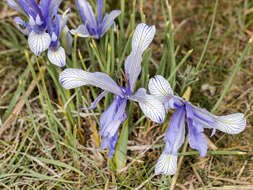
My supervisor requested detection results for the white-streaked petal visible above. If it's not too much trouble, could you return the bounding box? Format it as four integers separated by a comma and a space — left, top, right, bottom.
59, 68, 123, 96
192, 105, 246, 135
124, 52, 142, 92
214, 113, 246, 134
132, 23, 156, 54
148, 75, 174, 103
48, 47, 66, 67
70, 24, 90, 37
130, 88, 165, 123
155, 153, 177, 176
28, 31, 51, 55
101, 10, 121, 37
124, 23, 155, 92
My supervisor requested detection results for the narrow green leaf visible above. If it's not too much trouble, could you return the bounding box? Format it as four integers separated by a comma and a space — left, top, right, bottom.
114, 119, 129, 170
37, 157, 85, 176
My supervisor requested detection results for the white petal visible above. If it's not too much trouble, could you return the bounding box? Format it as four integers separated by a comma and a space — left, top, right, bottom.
70, 24, 90, 37
124, 52, 142, 92
101, 10, 121, 37
28, 31, 51, 55
132, 23, 156, 54
51, 32, 58, 42
148, 75, 173, 102
35, 14, 43, 25
48, 47, 66, 67
214, 113, 246, 134
192, 105, 246, 135
131, 88, 165, 123
29, 15, 36, 26
155, 153, 178, 176
58, 9, 70, 34
59, 68, 123, 96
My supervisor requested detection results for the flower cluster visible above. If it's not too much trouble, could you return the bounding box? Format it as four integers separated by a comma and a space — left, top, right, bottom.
5, 0, 120, 66
59, 24, 165, 157
5, 0, 247, 176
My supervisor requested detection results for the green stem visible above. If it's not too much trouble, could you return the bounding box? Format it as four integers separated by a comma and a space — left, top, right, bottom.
196, 0, 219, 70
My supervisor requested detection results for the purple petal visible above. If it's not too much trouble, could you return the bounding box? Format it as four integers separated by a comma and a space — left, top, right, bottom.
99, 97, 127, 138
14, 16, 29, 35
26, 0, 42, 16
100, 132, 118, 158
101, 10, 121, 37
49, 0, 62, 17
164, 107, 186, 154
16, 0, 36, 18
164, 96, 184, 110
97, 0, 103, 24
191, 105, 216, 125
187, 118, 207, 157
76, 0, 97, 31
99, 96, 127, 157
100, 96, 119, 129
39, 0, 51, 17
185, 102, 194, 119
75, 0, 86, 25
59, 68, 123, 96
81, 91, 108, 110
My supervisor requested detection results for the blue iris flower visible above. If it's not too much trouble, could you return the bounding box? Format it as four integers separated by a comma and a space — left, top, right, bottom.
71, 0, 121, 39
5, 0, 72, 67
59, 24, 165, 157
147, 75, 246, 175
47, 9, 73, 67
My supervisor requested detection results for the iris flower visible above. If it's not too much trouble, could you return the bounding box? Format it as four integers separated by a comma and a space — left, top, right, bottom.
5, 0, 62, 55
5, 0, 72, 67
147, 75, 246, 175
59, 24, 165, 157
47, 9, 73, 67
71, 0, 121, 38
